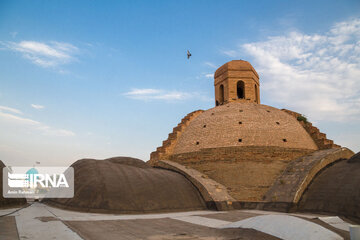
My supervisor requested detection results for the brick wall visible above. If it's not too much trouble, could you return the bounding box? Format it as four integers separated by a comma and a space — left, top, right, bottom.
149, 110, 203, 164
168, 146, 314, 201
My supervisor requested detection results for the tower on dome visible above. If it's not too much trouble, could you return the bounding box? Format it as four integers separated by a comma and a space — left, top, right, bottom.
214, 60, 260, 106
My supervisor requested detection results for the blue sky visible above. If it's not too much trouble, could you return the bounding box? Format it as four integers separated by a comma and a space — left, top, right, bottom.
0, 0, 360, 166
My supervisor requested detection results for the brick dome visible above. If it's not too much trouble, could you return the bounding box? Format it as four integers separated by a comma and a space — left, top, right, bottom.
149, 60, 344, 205
172, 102, 318, 154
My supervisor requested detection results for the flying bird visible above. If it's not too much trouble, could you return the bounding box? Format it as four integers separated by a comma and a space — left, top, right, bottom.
187, 50, 191, 59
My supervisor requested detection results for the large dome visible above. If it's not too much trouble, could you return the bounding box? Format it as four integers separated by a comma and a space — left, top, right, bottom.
173, 102, 318, 154
150, 59, 346, 208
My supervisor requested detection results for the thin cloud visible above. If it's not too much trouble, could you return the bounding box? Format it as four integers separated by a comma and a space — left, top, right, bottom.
226, 18, 360, 122
221, 49, 238, 58
204, 62, 217, 69
0, 105, 22, 115
31, 104, 45, 110
205, 73, 213, 78
0, 105, 75, 137
196, 72, 214, 80
1, 40, 78, 68
124, 88, 191, 101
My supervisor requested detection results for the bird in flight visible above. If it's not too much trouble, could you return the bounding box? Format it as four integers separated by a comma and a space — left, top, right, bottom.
187, 50, 191, 59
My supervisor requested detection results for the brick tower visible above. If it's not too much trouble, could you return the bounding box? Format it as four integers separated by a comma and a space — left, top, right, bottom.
214, 60, 260, 106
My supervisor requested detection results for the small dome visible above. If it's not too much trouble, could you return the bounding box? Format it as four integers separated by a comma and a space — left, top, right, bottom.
173, 102, 318, 154
26, 167, 39, 175
215, 60, 259, 78
299, 153, 360, 219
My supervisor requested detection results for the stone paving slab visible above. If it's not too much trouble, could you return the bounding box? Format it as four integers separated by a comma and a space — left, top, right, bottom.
196, 210, 260, 222
0, 207, 21, 216
0, 216, 19, 240
222, 214, 343, 240
319, 216, 350, 232
46, 204, 223, 221
15, 202, 82, 240
170, 216, 230, 228
1, 203, 353, 240
65, 217, 280, 240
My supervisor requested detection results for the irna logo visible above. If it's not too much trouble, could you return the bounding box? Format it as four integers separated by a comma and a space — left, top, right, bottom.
3, 166, 74, 198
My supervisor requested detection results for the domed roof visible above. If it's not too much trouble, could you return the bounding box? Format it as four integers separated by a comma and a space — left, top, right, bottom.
214, 60, 259, 78
46, 157, 206, 213
299, 152, 360, 220
26, 167, 39, 175
172, 102, 318, 154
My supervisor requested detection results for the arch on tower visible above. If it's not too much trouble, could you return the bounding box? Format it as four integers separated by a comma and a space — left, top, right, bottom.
237, 81, 245, 99
214, 60, 260, 106
255, 84, 258, 103
219, 84, 224, 104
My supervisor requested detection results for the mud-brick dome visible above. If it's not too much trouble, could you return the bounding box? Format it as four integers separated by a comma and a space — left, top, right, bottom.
45, 157, 207, 213
149, 60, 344, 203
172, 102, 318, 154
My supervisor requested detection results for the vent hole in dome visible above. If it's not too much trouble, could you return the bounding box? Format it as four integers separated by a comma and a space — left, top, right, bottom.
239, 110, 243, 112
196, 141, 200, 145
276, 122, 280, 125
211, 113, 215, 116
267, 110, 271, 113
239, 121, 242, 124
238, 139, 242, 142
203, 124, 206, 128
283, 139, 287, 142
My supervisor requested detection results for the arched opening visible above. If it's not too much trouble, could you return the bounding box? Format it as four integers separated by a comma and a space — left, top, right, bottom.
237, 81, 244, 99
255, 84, 258, 103
216, 101, 219, 106
219, 84, 224, 104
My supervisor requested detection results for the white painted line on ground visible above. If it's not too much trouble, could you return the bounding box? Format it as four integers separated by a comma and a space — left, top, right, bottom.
222, 214, 343, 240
45, 204, 224, 221
15, 203, 82, 240
171, 216, 231, 228
319, 216, 350, 232
0, 207, 20, 215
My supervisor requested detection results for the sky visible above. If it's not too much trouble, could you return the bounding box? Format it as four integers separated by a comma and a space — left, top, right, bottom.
0, 0, 360, 167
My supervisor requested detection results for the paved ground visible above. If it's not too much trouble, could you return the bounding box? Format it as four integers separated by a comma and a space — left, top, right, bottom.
0, 203, 353, 240
0, 216, 19, 239
66, 218, 279, 240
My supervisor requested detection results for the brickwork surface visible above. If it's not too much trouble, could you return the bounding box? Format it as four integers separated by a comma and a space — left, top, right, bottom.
214, 60, 260, 105
149, 110, 203, 164
282, 109, 341, 149
154, 160, 235, 210
168, 146, 314, 201
264, 148, 354, 204
299, 152, 360, 221
172, 102, 318, 155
